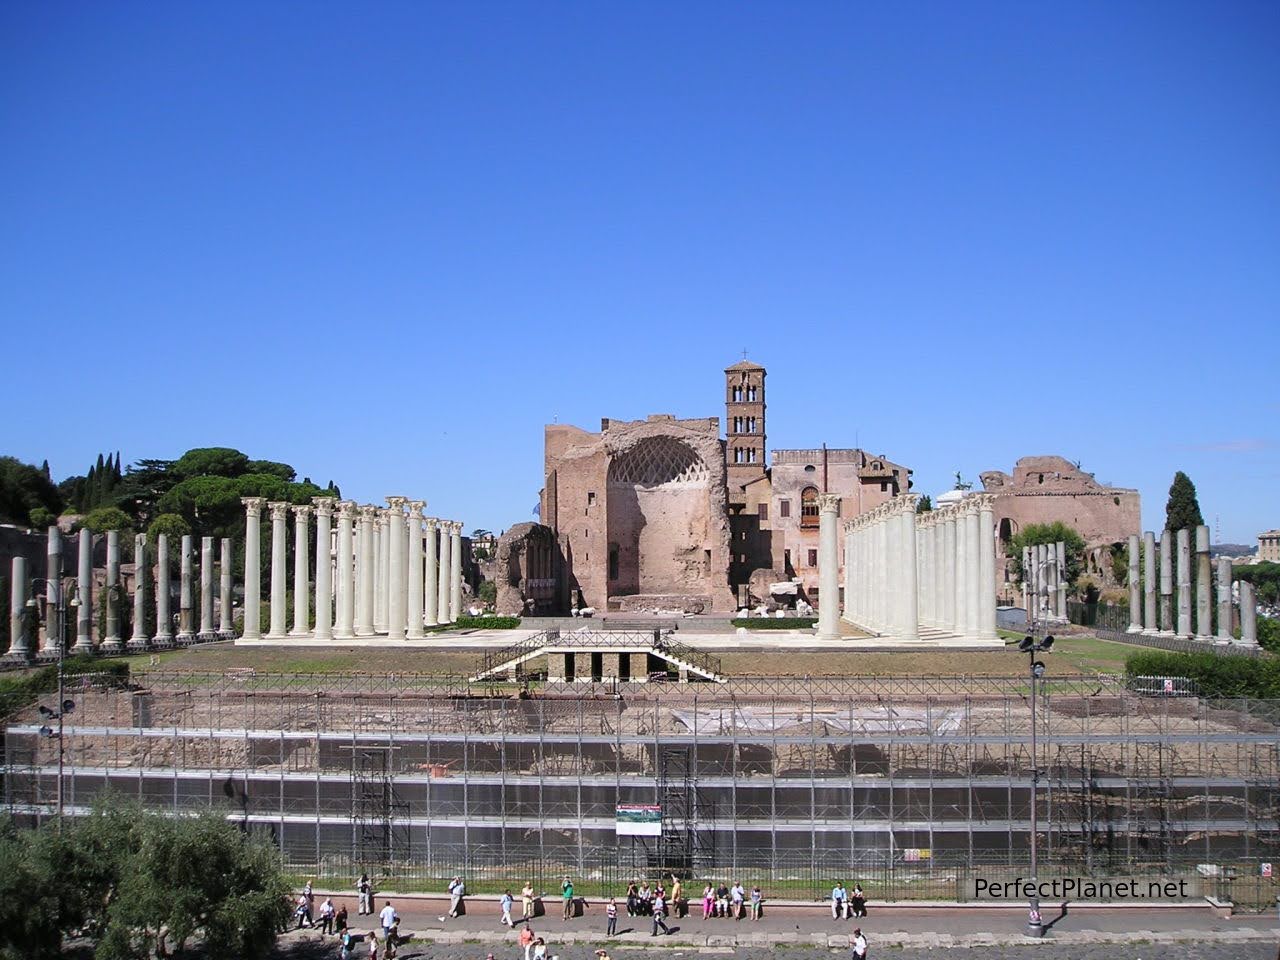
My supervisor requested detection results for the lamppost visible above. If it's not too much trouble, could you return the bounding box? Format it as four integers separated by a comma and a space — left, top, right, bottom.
1018, 632, 1054, 937
27, 578, 78, 828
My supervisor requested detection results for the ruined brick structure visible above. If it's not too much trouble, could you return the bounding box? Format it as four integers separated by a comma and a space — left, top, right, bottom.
491, 522, 558, 616
980, 455, 1141, 594
541, 361, 911, 613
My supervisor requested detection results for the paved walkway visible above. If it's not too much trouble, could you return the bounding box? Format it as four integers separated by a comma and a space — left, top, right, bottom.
298, 890, 1279, 952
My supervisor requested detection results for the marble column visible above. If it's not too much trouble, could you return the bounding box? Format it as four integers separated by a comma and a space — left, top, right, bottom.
901, 497, 920, 641
1054, 542, 1067, 619
977, 495, 997, 642
268, 501, 289, 639
385, 497, 407, 641
1021, 545, 1031, 621
44, 527, 62, 656
954, 507, 968, 637
406, 501, 425, 639
74, 527, 94, 653
241, 498, 265, 640
437, 521, 452, 624
1142, 531, 1157, 634
199, 537, 215, 638
313, 498, 334, 641
290, 505, 312, 637
942, 510, 956, 633
1216, 557, 1233, 642
1176, 527, 1192, 637
334, 501, 356, 639
176, 534, 195, 644
1194, 525, 1212, 639
964, 501, 981, 637
8, 557, 28, 659
128, 534, 149, 650
356, 506, 377, 636
103, 531, 122, 651
1239, 580, 1257, 646
816, 494, 841, 640
1127, 534, 1142, 632
154, 534, 173, 648
219, 537, 233, 636
449, 521, 463, 623
423, 517, 440, 627
374, 512, 389, 633
1158, 529, 1174, 635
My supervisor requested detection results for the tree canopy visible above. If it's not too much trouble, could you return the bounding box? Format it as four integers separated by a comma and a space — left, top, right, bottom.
0, 456, 63, 526
1164, 471, 1205, 532
1006, 521, 1086, 587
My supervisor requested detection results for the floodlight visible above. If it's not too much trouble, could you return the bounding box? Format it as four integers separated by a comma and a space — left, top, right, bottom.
37, 705, 54, 719
1018, 636, 1034, 652
62, 699, 76, 714
1032, 661, 1046, 679
1040, 636, 1055, 652
37, 726, 54, 739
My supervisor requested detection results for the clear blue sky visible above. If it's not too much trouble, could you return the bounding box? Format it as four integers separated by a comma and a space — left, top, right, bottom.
3, 2, 1277, 542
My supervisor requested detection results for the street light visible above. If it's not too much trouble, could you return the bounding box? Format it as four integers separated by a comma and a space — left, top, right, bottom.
1018, 633, 1054, 937
26, 578, 78, 828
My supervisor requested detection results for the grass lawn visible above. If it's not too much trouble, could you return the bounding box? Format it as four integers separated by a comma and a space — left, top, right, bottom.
118, 633, 1136, 679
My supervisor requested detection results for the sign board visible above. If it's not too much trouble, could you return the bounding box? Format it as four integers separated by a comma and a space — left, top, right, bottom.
1262, 862, 1272, 878
616, 804, 662, 837
903, 848, 932, 862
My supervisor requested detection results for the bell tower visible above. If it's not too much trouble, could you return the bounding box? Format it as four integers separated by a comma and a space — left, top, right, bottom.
725, 358, 767, 503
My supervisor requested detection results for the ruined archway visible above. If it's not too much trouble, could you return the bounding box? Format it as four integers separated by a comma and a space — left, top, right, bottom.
606, 436, 713, 602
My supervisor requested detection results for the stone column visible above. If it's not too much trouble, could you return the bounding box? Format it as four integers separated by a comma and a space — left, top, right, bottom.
199, 537, 215, 638
954, 508, 968, 637
219, 538, 233, 635
977, 495, 997, 642
268, 501, 289, 638
356, 506, 377, 636
1142, 531, 1157, 635
941, 510, 956, 633
241, 498, 265, 640
374, 512, 389, 633
175, 534, 194, 644
74, 527, 94, 653
291, 504, 313, 637
43, 527, 62, 656
1054, 541, 1067, 620
1176, 527, 1192, 637
1216, 557, 1233, 641
816, 494, 841, 640
8, 557, 29, 659
1158, 529, 1173, 635
900, 497, 920, 641
103, 531, 122, 651
1194, 525, 1212, 639
1127, 534, 1142, 632
385, 497, 407, 641
128, 534, 150, 650
334, 501, 356, 639
437, 521, 452, 624
313, 499, 334, 641
449, 521, 464, 623
965, 501, 982, 637
153, 534, 173, 648
1239, 580, 1257, 646
406, 501, 425, 639
1021, 545, 1031, 621
423, 517, 440, 626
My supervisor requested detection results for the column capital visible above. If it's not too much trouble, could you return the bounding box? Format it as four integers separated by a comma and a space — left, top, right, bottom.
424, 516, 440, 531
267, 501, 290, 521
896, 494, 921, 515
376, 509, 391, 526
292, 503, 314, 520
406, 500, 425, 519
972, 492, 997, 512
386, 495, 408, 510
312, 496, 337, 518
817, 493, 841, 514
357, 504, 379, 522
241, 496, 266, 518
335, 499, 357, 519
450, 520, 463, 535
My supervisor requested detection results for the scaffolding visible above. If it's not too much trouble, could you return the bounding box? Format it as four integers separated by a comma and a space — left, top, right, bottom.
4, 669, 1278, 904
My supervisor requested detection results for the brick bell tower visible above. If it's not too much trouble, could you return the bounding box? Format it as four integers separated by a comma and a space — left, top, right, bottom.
724, 358, 767, 504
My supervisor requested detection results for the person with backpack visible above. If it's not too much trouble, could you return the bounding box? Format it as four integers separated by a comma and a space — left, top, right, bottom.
852, 926, 868, 959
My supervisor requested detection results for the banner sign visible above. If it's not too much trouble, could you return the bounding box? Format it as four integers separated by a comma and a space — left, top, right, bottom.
616, 804, 662, 836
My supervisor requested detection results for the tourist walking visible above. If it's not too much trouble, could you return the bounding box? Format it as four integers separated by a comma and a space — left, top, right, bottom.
850, 883, 867, 918
670, 875, 684, 917
518, 924, 536, 960
318, 897, 335, 935
606, 896, 618, 936
852, 927, 868, 959
293, 894, 311, 930
367, 931, 380, 960
522, 881, 535, 921
439, 877, 465, 920
831, 881, 848, 920
561, 876, 575, 920
357, 873, 373, 915
378, 901, 397, 938
650, 893, 669, 936
501, 889, 515, 927
335, 903, 349, 936
338, 929, 354, 960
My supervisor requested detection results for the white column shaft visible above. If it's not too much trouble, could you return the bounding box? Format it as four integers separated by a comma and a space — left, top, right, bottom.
242, 500, 263, 639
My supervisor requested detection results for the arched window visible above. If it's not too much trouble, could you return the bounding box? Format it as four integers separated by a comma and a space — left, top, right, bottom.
800, 486, 820, 528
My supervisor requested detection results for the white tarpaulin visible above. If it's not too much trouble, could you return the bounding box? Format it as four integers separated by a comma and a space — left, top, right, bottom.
670, 706, 963, 737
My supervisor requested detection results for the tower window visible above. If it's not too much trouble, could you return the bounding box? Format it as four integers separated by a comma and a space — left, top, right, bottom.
800, 487, 820, 528
733, 448, 745, 464
807, 549, 818, 567
747, 386, 758, 401
587, 491, 596, 506
732, 386, 744, 402
758, 503, 769, 521
747, 416, 756, 434
779, 499, 791, 518
746, 448, 757, 463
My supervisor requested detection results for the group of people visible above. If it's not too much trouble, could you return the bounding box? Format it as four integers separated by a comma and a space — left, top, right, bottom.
829, 882, 868, 920
293, 880, 350, 936
699, 881, 764, 921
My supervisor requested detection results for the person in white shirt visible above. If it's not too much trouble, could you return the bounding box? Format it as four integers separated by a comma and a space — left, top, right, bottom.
730, 882, 745, 920
500, 889, 515, 927
378, 901, 396, 937
852, 926, 868, 959
318, 897, 335, 935
831, 882, 848, 920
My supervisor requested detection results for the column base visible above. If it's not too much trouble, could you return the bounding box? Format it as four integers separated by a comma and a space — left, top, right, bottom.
175, 632, 197, 646
35, 647, 62, 663
71, 641, 96, 656
152, 633, 175, 650
1, 651, 33, 666
815, 631, 841, 641
313, 631, 334, 642
197, 631, 219, 642
126, 638, 151, 651
1126, 625, 1143, 634
333, 630, 355, 641
99, 639, 124, 654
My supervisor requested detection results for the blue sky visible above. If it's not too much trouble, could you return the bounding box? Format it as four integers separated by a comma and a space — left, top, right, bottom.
3, 2, 1277, 541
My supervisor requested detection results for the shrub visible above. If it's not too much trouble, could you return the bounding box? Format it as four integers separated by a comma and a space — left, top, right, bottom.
731, 617, 818, 630
0, 658, 130, 720
454, 616, 520, 630
1124, 650, 1280, 700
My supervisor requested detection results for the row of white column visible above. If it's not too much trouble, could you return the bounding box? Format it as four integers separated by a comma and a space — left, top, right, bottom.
6, 527, 235, 661
1123, 526, 1256, 645
1022, 541, 1067, 623
239, 496, 464, 641
836, 493, 997, 642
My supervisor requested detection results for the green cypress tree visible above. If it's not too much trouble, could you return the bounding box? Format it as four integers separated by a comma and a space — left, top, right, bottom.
1165, 471, 1205, 532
